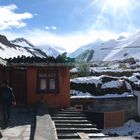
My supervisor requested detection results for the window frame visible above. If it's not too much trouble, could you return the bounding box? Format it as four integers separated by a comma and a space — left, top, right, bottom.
37, 70, 59, 94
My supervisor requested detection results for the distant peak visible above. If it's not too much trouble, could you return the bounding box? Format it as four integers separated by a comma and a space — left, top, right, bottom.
0, 34, 14, 47
11, 37, 34, 48
117, 35, 125, 40
13, 37, 27, 42
0, 34, 9, 43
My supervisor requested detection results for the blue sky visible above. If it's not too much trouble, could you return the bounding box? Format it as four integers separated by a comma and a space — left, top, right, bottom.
0, 0, 140, 52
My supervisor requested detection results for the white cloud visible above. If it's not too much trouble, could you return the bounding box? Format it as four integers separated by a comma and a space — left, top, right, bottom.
0, 4, 33, 30
45, 26, 57, 30
45, 26, 50, 30
51, 26, 57, 30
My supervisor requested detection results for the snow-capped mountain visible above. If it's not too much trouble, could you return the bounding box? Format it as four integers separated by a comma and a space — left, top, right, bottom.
70, 39, 118, 61
0, 34, 66, 59
70, 30, 140, 62
11, 38, 34, 48
40, 44, 66, 58
76, 49, 94, 62
69, 39, 103, 58
0, 34, 47, 59
12, 37, 66, 57
104, 31, 140, 61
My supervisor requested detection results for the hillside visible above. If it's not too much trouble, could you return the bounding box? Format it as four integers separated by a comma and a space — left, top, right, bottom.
70, 31, 140, 62
11, 37, 65, 58
41, 44, 66, 58
69, 40, 103, 58
104, 31, 140, 61
0, 34, 65, 59
76, 49, 94, 62
0, 34, 47, 59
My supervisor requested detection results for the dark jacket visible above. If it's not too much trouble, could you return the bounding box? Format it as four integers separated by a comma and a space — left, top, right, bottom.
0, 85, 15, 105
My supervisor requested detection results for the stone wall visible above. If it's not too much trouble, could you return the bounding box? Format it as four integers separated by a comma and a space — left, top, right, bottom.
71, 75, 133, 96
91, 96, 137, 121
92, 70, 140, 77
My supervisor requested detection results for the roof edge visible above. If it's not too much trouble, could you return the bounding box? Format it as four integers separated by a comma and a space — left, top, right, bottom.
7, 62, 74, 68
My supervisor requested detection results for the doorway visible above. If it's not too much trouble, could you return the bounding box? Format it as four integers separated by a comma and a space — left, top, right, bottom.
10, 69, 27, 105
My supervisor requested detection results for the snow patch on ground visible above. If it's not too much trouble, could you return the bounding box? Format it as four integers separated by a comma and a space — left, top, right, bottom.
102, 120, 140, 138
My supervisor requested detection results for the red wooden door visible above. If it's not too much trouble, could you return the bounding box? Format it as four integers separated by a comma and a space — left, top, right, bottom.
10, 69, 27, 105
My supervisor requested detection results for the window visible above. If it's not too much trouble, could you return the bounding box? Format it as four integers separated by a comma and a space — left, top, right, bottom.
37, 70, 59, 93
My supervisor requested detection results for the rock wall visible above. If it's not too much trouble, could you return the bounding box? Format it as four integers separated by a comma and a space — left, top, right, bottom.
91, 96, 137, 121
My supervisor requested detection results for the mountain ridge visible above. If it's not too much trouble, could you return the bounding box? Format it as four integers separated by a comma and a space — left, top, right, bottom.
2, 30, 140, 62
11, 38, 35, 48
0, 34, 65, 59
70, 31, 140, 62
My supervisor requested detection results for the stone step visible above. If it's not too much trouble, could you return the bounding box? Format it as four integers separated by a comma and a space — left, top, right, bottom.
57, 133, 108, 139
58, 137, 135, 140
58, 111, 83, 114
56, 127, 101, 133
88, 133, 107, 138
53, 120, 90, 124
52, 113, 86, 117
57, 133, 80, 139
52, 116, 87, 120
55, 123, 96, 128
52, 108, 106, 139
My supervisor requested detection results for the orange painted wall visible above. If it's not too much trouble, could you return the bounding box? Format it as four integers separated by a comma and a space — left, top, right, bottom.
26, 67, 70, 108
104, 111, 124, 128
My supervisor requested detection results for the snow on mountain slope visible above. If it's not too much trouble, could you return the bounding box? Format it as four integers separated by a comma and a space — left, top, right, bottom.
0, 42, 33, 58
52, 45, 66, 54
71, 39, 120, 61
40, 44, 66, 57
12, 37, 66, 57
76, 49, 94, 62
0, 34, 66, 59
70, 30, 140, 62
11, 38, 34, 48
69, 40, 103, 58
104, 31, 140, 61
0, 34, 47, 59
42, 47, 60, 57
91, 39, 120, 61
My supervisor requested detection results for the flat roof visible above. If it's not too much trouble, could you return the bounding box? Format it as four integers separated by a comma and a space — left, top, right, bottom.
7, 62, 73, 68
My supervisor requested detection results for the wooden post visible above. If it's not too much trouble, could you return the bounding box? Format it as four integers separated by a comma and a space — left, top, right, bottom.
133, 90, 140, 117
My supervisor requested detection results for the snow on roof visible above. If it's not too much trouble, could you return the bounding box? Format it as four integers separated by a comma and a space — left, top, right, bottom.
128, 73, 140, 82
102, 80, 122, 89
70, 90, 133, 99
71, 90, 92, 97
91, 68, 140, 73
71, 76, 102, 86
71, 72, 140, 90
70, 67, 79, 73
70, 73, 139, 98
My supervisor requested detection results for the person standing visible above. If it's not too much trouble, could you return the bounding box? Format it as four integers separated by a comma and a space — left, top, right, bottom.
0, 80, 16, 125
